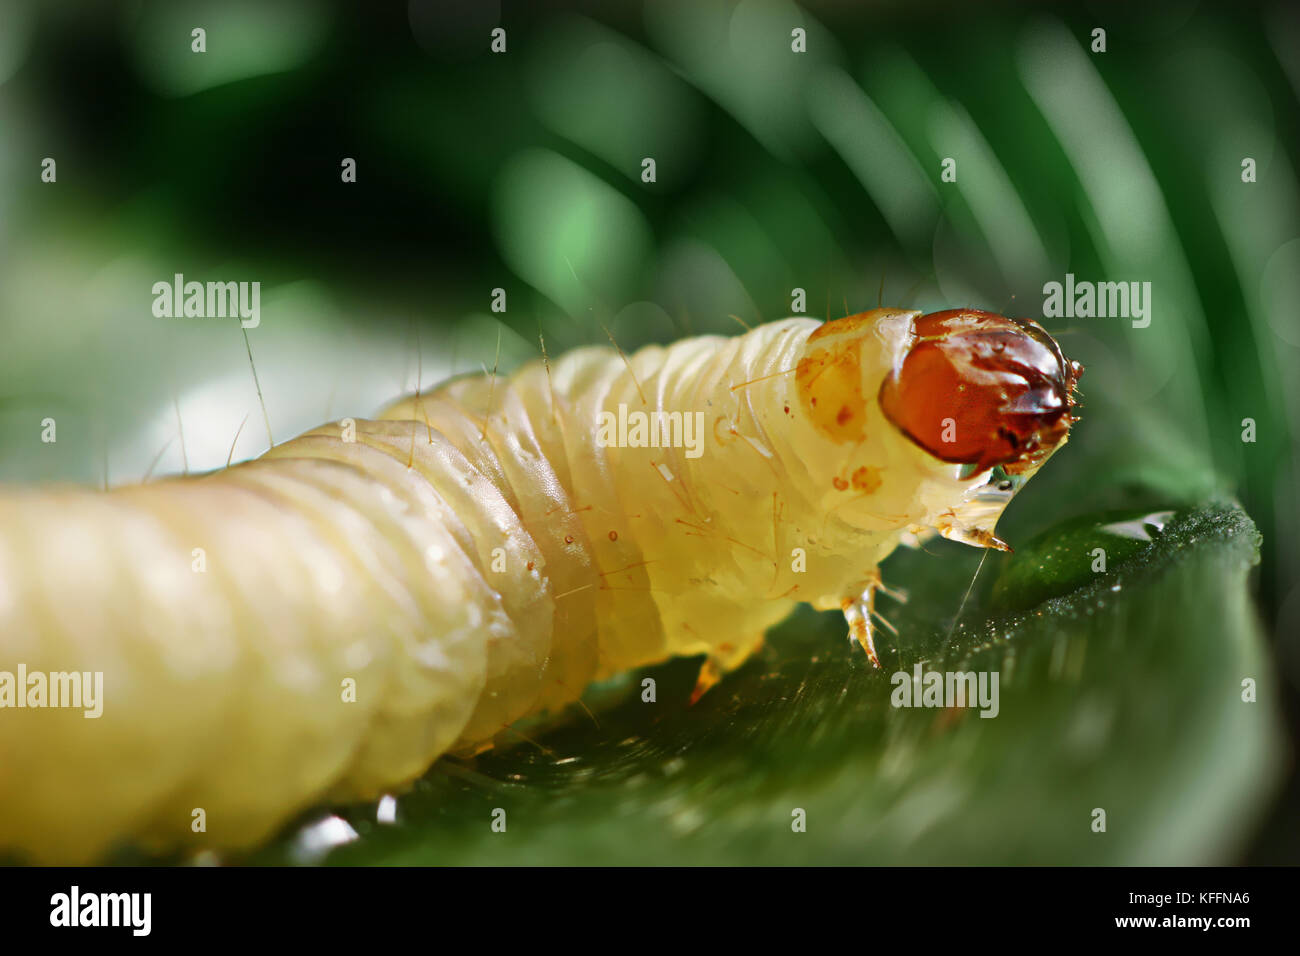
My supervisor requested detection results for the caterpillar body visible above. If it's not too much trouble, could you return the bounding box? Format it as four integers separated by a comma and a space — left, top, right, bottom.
0, 308, 1081, 863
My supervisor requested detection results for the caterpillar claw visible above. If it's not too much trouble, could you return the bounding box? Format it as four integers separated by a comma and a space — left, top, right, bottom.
840, 571, 904, 667
842, 595, 883, 671
688, 634, 766, 704
689, 657, 724, 705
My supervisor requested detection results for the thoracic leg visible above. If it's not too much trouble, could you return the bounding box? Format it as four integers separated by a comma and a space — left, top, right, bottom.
840, 570, 897, 668
688, 633, 767, 704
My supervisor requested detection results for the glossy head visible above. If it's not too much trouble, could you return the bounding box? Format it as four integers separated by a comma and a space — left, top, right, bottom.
877, 309, 1082, 477
793, 307, 1082, 551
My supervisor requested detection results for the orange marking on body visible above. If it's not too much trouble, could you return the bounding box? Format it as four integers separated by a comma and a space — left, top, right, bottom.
796, 311, 918, 444
851, 465, 882, 493
795, 345, 866, 445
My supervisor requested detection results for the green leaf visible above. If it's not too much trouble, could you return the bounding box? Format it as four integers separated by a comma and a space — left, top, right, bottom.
248, 499, 1283, 865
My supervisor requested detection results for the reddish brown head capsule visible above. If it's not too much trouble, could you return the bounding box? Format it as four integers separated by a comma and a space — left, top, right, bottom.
878, 309, 1082, 476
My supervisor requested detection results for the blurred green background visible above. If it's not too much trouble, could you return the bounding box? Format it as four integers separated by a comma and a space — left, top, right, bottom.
0, 0, 1296, 864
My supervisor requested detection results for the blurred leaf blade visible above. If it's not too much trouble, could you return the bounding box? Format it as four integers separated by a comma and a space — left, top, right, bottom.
241, 500, 1282, 866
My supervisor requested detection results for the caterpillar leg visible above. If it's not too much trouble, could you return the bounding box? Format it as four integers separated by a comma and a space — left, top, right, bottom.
688, 634, 766, 704
689, 658, 723, 706
840, 571, 898, 668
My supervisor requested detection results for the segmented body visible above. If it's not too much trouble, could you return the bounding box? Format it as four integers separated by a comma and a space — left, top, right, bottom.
0, 309, 1078, 862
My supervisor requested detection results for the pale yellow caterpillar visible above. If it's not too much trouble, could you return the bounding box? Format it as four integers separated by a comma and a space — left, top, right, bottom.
0, 307, 1081, 863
